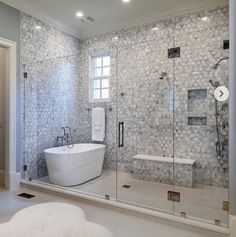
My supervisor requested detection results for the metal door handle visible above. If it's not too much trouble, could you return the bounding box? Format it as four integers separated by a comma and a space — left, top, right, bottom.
118, 122, 124, 147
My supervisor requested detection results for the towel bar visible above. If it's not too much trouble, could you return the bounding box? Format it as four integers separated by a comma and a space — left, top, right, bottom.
86, 107, 112, 112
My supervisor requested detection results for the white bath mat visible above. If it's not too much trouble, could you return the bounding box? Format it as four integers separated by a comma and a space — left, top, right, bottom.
0, 202, 112, 237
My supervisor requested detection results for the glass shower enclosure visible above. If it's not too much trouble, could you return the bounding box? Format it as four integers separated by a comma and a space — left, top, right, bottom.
116, 37, 175, 214
22, 7, 229, 228
116, 25, 229, 226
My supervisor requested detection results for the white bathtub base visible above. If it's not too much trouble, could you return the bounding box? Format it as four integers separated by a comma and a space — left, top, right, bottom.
44, 144, 106, 186
21, 179, 229, 235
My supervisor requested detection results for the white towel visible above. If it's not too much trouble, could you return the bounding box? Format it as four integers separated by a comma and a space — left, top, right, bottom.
92, 108, 105, 142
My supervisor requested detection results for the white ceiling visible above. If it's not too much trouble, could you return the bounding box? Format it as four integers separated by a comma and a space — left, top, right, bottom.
1, 0, 228, 38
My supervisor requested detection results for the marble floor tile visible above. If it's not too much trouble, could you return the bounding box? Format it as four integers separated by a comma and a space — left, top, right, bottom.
0, 187, 227, 237
38, 170, 228, 226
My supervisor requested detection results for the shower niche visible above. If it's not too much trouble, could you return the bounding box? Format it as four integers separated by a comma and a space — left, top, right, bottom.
187, 89, 207, 126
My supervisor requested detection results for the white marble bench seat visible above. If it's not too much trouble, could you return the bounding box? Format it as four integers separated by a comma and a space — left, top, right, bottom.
132, 154, 195, 188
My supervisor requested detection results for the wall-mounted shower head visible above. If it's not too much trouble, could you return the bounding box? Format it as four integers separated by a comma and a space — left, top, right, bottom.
159, 72, 168, 80
211, 56, 229, 70
209, 79, 220, 88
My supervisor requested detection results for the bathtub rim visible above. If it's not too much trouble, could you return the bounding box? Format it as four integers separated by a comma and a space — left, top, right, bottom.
44, 143, 106, 156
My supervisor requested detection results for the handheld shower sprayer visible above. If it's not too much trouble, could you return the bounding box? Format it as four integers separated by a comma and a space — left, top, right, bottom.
211, 56, 229, 70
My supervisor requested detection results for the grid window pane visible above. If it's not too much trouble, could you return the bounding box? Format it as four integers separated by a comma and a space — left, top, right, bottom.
102, 89, 109, 99
95, 68, 102, 77
93, 89, 100, 99
102, 79, 109, 88
103, 67, 110, 76
94, 57, 102, 68
93, 80, 100, 89
103, 56, 110, 67
91, 54, 110, 101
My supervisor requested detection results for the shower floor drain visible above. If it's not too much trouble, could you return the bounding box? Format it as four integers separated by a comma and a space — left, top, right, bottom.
122, 185, 131, 189
17, 193, 35, 199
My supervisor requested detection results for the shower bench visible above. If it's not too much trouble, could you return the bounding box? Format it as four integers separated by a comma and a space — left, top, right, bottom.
132, 154, 195, 188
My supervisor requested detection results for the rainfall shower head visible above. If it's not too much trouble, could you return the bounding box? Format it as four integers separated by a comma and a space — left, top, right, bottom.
159, 72, 168, 80
212, 56, 229, 70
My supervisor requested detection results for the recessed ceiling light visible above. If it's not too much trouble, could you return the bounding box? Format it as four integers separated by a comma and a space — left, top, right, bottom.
152, 27, 158, 31
201, 16, 209, 22
76, 11, 84, 18
122, 0, 130, 3
35, 25, 41, 30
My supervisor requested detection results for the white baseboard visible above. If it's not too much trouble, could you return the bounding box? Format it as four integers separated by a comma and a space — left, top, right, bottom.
230, 215, 236, 237
15, 172, 21, 188
5, 172, 21, 190
0, 170, 4, 185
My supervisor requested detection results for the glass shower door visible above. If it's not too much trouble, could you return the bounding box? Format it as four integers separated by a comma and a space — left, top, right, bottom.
23, 55, 81, 183
173, 27, 229, 226
116, 36, 176, 213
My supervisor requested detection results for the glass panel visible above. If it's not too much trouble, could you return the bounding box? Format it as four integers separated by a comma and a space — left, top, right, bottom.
94, 57, 102, 68
23, 63, 40, 180
95, 68, 102, 77
93, 79, 101, 89
93, 89, 101, 99
23, 56, 80, 181
103, 56, 110, 67
23, 51, 117, 200
102, 79, 109, 88
102, 89, 109, 99
173, 26, 229, 226
70, 46, 116, 199
116, 37, 175, 213
103, 67, 110, 76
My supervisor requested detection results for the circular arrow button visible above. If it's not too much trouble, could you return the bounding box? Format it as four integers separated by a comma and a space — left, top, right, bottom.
214, 86, 229, 102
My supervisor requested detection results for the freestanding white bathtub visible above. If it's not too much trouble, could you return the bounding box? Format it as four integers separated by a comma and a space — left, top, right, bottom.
44, 143, 106, 186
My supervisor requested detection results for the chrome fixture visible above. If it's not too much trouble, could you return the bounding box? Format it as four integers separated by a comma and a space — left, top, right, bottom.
209, 79, 220, 88
209, 80, 228, 157
86, 107, 112, 112
209, 79, 222, 156
212, 56, 229, 70
209, 56, 229, 158
56, 127, 74, 148
159, 72, 168, 80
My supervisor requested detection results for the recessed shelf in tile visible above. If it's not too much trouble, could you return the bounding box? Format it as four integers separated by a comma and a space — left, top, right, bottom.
188, 89, 207, 113
188, 117, 207, 126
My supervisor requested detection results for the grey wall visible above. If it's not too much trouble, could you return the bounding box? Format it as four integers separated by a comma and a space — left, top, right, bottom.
0, 2, 20, 172
229, 0, 236, 216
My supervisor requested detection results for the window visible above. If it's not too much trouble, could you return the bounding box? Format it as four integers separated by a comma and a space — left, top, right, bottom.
90, 54, 110, 102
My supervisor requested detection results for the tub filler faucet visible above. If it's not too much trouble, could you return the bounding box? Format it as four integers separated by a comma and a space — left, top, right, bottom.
56, 127, 74, 148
